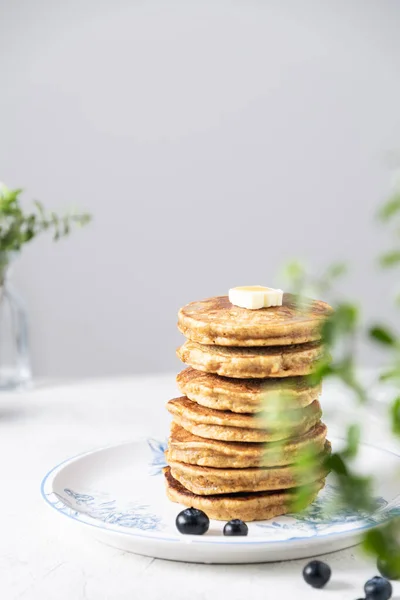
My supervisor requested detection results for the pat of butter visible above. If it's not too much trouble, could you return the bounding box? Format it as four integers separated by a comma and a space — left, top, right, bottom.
229, 286, 283, 310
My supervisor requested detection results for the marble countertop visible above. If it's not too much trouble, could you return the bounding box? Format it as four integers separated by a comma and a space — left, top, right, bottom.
0, 374, 398, 600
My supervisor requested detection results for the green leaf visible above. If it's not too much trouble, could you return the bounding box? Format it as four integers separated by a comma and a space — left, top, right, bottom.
307, 359, 334, 385
369, 325, 397, 346
342, 424, 360, 459
0, 182, 10, 198
379, 192, 400, 222
320, 318, 335, 345
380, 250, 400, 268
63, 216, 70, 236
318, 303, 359, 347
283, 260, 305, 280
363, 528, 389, 557
33, 200, 46, 219
336, 303, 359, 331
51, 212, 60, 240
290, 484, 318, 513
326, 453, 348, 476
8, 188, 24, 200
316, 262, 348, 294
326, 262, 347, 279
363, 519, 400, 563
293, 443, 325, 483
0, 186, 23, 203
339, 473, 375, 513
380, 368, 400, 382
339, 365, 367, 403
76, 213, 92, 227
377, 553, 400, 579
390, 397, 400, 436
282, 260, 306, 296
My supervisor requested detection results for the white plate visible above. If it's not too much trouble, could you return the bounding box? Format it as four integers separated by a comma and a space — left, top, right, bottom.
41, 437, 400, 564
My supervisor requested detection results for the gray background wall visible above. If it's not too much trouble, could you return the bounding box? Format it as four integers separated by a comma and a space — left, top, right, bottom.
0, 0, 399, 377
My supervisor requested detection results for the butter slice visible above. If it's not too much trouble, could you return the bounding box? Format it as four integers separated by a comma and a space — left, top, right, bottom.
229, 286, 283, 310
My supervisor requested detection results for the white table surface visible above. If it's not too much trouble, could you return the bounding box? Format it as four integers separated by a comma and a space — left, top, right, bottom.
1, 374, 399, 600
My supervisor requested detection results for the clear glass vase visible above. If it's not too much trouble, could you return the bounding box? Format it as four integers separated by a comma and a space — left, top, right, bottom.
0, 254, 32, 390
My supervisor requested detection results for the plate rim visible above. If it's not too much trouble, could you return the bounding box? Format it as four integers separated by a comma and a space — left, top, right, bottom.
40, 437, 400, 547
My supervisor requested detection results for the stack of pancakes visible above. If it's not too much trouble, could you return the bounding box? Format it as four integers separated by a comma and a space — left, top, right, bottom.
164, 293, 333, 522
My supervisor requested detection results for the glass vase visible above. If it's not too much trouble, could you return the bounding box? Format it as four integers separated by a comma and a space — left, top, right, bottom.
0, 254, 31, 390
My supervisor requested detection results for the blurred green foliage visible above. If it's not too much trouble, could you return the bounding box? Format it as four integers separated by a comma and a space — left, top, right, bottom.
284, 186, 400, 562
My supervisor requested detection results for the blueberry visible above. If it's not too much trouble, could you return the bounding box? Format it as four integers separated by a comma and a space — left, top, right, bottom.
302, 560, 331, 588
364, 576, 392, 600
223, 519, 248, 536
176, 507, 209, 535
378, 556, 400, 580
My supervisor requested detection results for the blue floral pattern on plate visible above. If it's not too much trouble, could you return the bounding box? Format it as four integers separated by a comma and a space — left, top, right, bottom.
147, 438, 168, 475
43, 439, 169, 534
256, 484, 400, 540
51, 489, 163, 531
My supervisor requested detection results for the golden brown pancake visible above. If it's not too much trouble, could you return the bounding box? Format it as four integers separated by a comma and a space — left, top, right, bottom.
177, 368, 321, 413
167, 397, 322, 442
168, 441, 331, 495
167, 396, 319, 430
178, 293, 333, 347
177, 340, 324, 379
166, 421, 328, 468
164, 467, 326, 521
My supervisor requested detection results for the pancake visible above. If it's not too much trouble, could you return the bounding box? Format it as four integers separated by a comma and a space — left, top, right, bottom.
164, 467, 326, 521
167, 396, 321, 430
177, 368, 321, 413
166, 421, 328, 468
177, 340, 325, 379
178, 293, 333, 347
168, 441, 331, 495
167, 397, 322, 442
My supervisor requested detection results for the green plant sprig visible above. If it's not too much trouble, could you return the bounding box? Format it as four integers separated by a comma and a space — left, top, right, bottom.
378, 188, 400, 269
282, 189, 400, 564
0, 184, 91, 253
